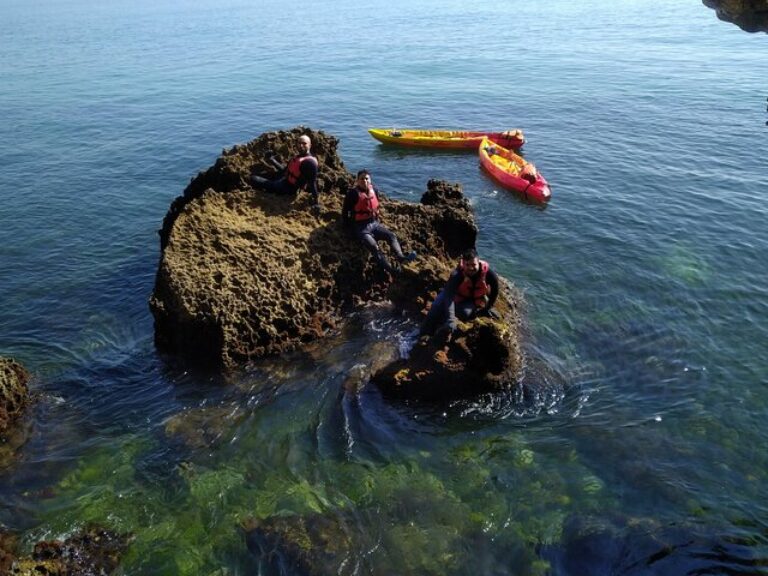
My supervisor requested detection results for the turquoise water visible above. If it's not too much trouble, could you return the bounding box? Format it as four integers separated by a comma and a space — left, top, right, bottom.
2, 0, 767, 573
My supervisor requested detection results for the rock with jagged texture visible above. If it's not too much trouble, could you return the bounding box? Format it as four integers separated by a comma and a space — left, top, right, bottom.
3, 526, 131, 576
372, 280, 523, 400
150, 127, 506, 370
703, 0, 768, 32
151, 127, 525, 396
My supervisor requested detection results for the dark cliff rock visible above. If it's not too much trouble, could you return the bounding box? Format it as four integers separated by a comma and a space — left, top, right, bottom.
150, 127, 523, 391
703, 0, 768, 32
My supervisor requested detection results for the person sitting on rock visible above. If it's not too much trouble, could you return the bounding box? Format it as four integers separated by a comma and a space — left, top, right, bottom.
249, 134, 320, 210
420, 248, 500, 337
342, 169, 417, 274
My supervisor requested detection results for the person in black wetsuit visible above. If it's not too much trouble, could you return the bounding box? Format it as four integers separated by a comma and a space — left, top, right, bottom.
342, 169, 417, 273
420, 248, 500, 337
250, 134, 320, 210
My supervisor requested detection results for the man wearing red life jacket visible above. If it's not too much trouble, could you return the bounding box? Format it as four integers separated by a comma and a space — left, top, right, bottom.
249, 134, 320, 210
342, 169, 417, 274
420, 248, 500, 337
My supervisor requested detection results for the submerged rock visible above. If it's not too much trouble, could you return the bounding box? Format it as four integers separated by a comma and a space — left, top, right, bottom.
5, 526, 131, 576
0, 357, 31, 437
164, 404, 246, 449
150, 127, 501, 370
703, 0, 768, 32
0, 530, 18, 575
242, 514, 357, 576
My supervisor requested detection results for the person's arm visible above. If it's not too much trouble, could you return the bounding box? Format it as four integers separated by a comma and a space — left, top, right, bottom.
342, 189, 356, 227
267, 154, 285, 172
300, 157, 319, 203
485, 268, 500, 310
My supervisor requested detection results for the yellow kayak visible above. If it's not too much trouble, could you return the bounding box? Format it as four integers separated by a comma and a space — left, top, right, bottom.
368, 128, 525, 150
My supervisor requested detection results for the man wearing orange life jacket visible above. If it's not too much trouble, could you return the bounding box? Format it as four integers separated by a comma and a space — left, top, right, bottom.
342, 169, 416, 274
249, 134, 320, 210
420, 248, 500, 337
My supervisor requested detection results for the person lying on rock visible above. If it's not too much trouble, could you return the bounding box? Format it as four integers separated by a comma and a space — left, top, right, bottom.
249, 134, 320, 211
419, 248, 500, 337
342, 169, 417, 274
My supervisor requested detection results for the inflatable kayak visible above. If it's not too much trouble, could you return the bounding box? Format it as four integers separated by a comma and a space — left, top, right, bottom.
368, 128, 525, 150
479, 136, 551, 203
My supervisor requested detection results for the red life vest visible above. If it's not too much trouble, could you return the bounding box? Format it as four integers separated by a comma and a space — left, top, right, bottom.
285, 155, 318, 188
353, 186, 380, 221
454, 260, 490, 307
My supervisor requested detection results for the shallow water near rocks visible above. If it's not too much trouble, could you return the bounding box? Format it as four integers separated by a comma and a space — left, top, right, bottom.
1, 0, 767, 573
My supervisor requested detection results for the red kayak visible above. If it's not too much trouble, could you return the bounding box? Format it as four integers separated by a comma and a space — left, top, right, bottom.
479, 137, 551, 203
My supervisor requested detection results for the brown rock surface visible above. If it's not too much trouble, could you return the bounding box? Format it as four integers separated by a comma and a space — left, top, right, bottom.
6, 526, 131, 575
372, 281, 523, 400
150, 127, 525, 394
0, 357, 30, 437
150, 127, 492, 370
703, 0, 768, 32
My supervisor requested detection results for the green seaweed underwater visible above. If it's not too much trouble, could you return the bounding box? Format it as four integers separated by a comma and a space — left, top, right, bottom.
22, 406, 627, 576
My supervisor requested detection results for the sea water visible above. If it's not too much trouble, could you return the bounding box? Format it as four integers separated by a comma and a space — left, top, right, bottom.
1, 0, 767, 573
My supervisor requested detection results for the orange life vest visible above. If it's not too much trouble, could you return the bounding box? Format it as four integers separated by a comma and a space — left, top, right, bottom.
454, 260, 490, 307
285, 155, 318, 188
353, 186, 380, 221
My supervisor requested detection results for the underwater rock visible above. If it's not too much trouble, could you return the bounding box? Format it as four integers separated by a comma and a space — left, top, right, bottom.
164, 404, 246, 450
703, 0, 768, 32
6, 526, 131, 575
0, 357, 30, 437
372, 282, 523, 400
0, 529, 18, 575
242, 514, 358, 576
151, 127, 492, 369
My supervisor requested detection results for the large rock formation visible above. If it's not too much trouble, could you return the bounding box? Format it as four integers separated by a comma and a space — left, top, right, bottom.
150, 127, 523, 391
0, 357, 30, 437
703, 0, 768, 32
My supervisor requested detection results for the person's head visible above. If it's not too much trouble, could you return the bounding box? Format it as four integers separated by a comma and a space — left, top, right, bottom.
297, 135, 311, 154
355, 169, 372, 190
460, 248, 480, 275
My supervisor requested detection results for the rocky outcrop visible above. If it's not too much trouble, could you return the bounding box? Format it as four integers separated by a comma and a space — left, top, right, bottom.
0, 357, 30, 437
151, 127, 506, 370
703, 0, 768, 32
151, 127, 525, 394
372, 283, 523, 401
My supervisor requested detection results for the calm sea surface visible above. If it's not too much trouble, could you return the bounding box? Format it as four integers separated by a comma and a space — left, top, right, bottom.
1, 0, 767, 573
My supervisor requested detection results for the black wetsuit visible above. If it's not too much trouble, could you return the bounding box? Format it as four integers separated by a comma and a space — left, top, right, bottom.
251, 153, 319, 204
420, 266, 500, 335
342, 185, 407, 268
